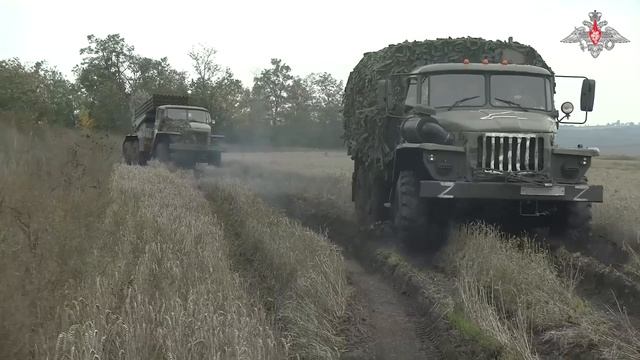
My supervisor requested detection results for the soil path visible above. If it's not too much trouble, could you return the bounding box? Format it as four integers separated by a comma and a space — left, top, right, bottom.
341, 258, 437, 360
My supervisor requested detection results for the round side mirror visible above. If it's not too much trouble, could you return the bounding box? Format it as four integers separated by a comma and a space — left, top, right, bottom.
561, 101, 574, 115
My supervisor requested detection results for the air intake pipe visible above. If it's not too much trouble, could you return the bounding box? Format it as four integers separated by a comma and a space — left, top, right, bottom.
400, 116, 453, 145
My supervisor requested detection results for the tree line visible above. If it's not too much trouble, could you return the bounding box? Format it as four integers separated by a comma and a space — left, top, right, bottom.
0, 34, 345, 148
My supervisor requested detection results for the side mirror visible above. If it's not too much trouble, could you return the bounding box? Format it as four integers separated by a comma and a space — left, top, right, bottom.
580, 78, 595, 112
376, 79, 389, 110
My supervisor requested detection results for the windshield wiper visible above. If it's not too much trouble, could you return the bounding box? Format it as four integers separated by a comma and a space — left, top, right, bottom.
446, 95, 479, 111
494, 97, 529, 112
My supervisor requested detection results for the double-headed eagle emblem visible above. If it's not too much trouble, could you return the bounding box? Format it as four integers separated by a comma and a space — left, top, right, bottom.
561, 10, 629, 58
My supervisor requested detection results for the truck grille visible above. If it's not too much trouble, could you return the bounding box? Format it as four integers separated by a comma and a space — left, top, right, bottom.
477, 134, 544, 171
184, 132, 209, 145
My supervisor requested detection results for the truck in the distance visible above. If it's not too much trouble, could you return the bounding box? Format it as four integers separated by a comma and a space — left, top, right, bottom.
343, 37, 603, 250
122, 94, 223, 167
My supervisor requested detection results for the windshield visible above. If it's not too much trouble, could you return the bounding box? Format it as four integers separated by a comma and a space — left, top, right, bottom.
166, 108, 211, 123
425, 74, 485, 108
413, 73, 553, 112
490, 75, 551, 111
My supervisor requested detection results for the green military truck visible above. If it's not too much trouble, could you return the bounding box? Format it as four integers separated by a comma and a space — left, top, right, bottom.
122, 95, 223, 167
344, 37, 603, 249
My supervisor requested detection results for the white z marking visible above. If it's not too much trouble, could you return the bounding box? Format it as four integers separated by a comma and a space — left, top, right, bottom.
573, 185, 589, 201
438, 182, 455, 198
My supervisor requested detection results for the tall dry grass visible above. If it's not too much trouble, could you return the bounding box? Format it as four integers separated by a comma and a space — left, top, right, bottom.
201, 178, 349, 359
1, 122, 352, 359
203, 160, 354, 221
445, 223, 640, 359
51, 164, 282, 359
202, 151, 640, 358
590, 159, 640, 275
0, 118, 117, 358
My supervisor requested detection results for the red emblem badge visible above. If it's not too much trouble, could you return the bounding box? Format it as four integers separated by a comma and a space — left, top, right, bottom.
561, 10, 629, 58
588, 19, 601, 45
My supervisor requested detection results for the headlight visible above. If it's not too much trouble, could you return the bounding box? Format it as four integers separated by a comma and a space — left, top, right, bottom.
561, 101, 574, 115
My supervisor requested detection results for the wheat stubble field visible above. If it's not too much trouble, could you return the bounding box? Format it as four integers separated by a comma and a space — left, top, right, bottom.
2, 121, 640, 359
219, 150, 640, 359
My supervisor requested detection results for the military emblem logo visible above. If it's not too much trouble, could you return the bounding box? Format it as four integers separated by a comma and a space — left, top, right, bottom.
561, 10, 629, 58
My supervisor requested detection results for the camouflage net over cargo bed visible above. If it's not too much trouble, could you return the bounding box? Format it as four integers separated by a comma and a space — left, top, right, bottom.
343, 37, 552, 172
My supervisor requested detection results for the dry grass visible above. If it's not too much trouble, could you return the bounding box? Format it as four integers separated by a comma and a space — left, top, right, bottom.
1, 123, 350, 359
50, 164, 282, 359
445, 223, 640, 359
0, 118, 117, 358
590, 159, 640, 275
200, 177, 348, 358
224, 150, 353, 177
205, 159, 354, 220
219, 150, 640, 359
222, 151, 640, 275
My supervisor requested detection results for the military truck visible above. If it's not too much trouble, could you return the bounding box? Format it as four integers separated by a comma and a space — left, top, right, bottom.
344, 37, 603, 249
122, 95, 223, 167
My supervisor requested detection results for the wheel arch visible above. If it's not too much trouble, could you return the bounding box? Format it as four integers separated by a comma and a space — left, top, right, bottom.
392, 147, 429, 186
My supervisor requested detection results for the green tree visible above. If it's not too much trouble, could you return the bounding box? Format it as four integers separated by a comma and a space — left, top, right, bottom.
133, 57, 188, 95
252, 58, 294, 126
74, 34, 137, 130
130, 56, 189, 113
306, 72, 344, 147
188, 45, 247, 137
75, 34, 190, 130
0, 58, 75, 126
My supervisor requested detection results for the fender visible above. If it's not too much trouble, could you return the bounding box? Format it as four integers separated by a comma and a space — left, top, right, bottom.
152, 131, 181, 150
392, 143, 465, 182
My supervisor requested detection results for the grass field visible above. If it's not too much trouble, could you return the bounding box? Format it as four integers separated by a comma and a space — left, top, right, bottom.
2, 119, 638, 359
221, 149, 640, 359
0, 121, 348, 359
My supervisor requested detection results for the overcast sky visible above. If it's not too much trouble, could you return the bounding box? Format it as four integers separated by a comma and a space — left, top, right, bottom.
1, 0, 638, 125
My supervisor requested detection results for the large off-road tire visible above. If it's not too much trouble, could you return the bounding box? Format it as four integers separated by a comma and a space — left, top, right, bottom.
155, 141, 170, 164
122, 139, 140, 165
549, 202, 593, 246
138, 152, 148, 166
208, 152, 222, 167
393, 171, 449, 251
354, 159, 385, 229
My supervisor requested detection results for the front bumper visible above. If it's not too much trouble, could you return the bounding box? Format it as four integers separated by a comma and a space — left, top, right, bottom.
419, 180, 603, 202
168, 143, 222, 163
169, 143, 223, 153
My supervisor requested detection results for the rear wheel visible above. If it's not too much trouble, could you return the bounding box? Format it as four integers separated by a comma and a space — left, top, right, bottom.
393, 171, 449, 251
354, 159, 385, 229
122, 139, 137, 165
122, 140, 134, 165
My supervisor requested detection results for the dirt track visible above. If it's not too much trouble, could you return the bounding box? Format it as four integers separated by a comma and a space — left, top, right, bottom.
342, 258, 437, 359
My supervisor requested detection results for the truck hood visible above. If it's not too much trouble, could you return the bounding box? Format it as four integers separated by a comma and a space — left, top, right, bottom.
189, 122, 211, 132
434, 109, 557, 133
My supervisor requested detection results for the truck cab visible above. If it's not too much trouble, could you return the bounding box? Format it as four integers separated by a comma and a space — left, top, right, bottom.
152, 105, 222, 166
122, 95, 223, 168
376, 62, 602, 248
396, 63, 599, 185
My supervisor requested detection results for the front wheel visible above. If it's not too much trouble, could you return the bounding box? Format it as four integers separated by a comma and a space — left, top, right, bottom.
548, 202, 592, 246
155, 141, 170, 163
393, 171, 449, 251
208, 152, 222, 167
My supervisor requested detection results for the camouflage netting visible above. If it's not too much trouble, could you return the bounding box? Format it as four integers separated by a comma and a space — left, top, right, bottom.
343, 37, 552, 172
